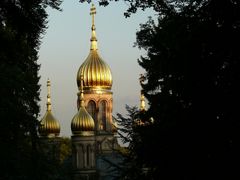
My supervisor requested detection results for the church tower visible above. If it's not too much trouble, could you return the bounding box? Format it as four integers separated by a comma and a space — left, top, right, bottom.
71, 4, 120, 179
76, 4, 116, 154
71, 75, 96, 180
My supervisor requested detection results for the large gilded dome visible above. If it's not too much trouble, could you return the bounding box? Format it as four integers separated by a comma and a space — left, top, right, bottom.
77, 51, 112, 91
76, 4, 112, 91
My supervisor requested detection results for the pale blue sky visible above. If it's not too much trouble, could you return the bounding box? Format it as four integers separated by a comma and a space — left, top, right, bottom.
39, 1, 155, 137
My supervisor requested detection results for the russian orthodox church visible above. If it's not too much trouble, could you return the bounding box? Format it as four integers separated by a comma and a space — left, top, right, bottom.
39, 4, 120, 180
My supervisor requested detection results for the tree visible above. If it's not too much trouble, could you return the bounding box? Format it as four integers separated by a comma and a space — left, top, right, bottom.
135, 0, 240, 179
114, 105, 148, 180
81, 0, 240, 179
37, 137, 72, 180
0, 1, 62, 179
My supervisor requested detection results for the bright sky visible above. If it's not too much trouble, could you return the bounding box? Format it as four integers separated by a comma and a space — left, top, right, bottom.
39, 1, 155, 137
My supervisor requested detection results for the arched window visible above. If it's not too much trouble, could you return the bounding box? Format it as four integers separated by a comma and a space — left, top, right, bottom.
87, 100, 96, 122
99, 101, 107, 131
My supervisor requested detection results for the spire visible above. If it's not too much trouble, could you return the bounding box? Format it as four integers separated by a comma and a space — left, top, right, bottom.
39, 79, 60, 137
76, 3, 112, 92
79, 75, 85, 107
140, 90, 146, 111
90, 3, 98, 51
139, 74, 146, 111
47, 79, 51, 111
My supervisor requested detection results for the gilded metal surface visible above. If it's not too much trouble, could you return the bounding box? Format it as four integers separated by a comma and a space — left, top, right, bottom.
39, 111, 60, 137
71, 107, 95, 134
76, 4, 112, 91
140, 90, 146, 111
139, 74, 146, 111
77, 51, 112, 90
39, 79, 60, 137
47, 79, 52, 111
71, 76, 95, 135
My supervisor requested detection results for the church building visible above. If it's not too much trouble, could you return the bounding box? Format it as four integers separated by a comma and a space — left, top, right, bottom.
71, 4, 119, 179
39, 4, 119, 180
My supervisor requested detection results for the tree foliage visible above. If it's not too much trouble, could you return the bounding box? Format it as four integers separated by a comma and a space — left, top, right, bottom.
0, 0, 62, 179
114, 106, 146, 179
37, 137, 72, 180
134, 0, 240, 179
94, 0, 240, 179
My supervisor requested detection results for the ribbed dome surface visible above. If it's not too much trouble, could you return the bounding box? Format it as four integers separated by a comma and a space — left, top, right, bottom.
77, 51, 112, 91
39, 111, 60, 137
71, 106, 95, 135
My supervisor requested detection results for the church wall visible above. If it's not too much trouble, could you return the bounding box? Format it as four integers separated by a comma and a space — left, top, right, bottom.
82, 92, 113, 133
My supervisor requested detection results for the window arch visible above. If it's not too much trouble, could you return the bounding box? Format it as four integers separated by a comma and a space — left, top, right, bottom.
99, 100, 107, 131
87, 100, 96, 122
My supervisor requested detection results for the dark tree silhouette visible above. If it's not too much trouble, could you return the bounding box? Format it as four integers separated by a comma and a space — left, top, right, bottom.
135, 0, 240, 179
81, 0, 240, 179
0, 1, 62, 179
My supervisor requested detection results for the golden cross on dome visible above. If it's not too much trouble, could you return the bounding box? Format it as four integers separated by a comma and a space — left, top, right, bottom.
90, 4, 96, 29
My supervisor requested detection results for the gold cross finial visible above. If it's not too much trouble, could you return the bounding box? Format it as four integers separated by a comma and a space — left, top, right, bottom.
90, 4, 96, 28
90, 4, 96, 15
89, 3, 98, 50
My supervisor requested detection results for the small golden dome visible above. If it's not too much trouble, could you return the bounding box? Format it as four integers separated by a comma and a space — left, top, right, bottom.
71, 75, 95, 135
71, 106, 95, 135
77, 4, 112, 91
39, 79, 60, 137
39, 111, 60, 137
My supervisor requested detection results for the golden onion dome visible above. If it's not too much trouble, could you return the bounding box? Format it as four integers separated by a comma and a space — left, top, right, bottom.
39, 111, 60, 137
77, 51, 112, 91
71, 76, 95, 136
76, 4, 112, 91
39, 79, 60, 137
71, 105, 95, 135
